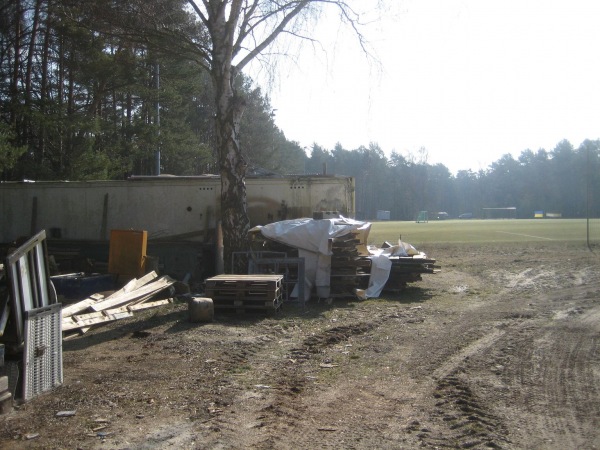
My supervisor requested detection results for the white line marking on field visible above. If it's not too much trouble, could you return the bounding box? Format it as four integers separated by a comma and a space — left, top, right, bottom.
495, 231, 554, 240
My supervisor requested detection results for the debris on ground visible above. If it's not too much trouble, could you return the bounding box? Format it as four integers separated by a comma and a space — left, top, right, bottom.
61, 271, 189, 338
249, 217, 439, 301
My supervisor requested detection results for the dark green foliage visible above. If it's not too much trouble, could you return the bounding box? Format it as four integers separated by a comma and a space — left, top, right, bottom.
306, 139, 600, 221
1, 1, 597, 221
0, 0, 301, 181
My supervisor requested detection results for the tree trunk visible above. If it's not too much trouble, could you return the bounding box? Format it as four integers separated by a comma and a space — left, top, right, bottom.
208, 2, 251, 273
213, 74, 250, 273
39, 3, 51, 158
10, 0, 22, 128
25, 0, 41, 106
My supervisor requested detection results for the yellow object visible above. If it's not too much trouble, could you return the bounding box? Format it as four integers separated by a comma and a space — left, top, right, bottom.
108, 230, 148, 282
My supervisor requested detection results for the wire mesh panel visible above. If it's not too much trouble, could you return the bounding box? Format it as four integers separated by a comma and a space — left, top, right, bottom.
5, 230, 57, 346
249, 257, 305, 305
22, 304, 63, 401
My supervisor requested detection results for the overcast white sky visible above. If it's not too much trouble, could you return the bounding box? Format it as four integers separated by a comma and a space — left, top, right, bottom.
249, 0, 600, 175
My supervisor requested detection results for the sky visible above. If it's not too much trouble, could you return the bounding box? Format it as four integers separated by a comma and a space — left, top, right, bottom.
248, 0, 600, 175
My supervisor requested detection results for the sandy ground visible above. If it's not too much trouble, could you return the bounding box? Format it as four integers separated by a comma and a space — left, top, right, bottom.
1, 241, 599, 449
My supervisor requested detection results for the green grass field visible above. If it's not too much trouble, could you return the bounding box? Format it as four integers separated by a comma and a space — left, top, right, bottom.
367, 219, 600, 247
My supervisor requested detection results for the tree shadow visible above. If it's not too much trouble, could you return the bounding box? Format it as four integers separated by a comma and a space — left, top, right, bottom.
62, 306, 190, 352
63, 287, 434, 351
377, 286, 435, 304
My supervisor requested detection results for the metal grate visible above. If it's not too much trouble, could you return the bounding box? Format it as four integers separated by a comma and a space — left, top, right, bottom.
5, 230, 58, 347
22, 304, 63, 401
249, 257, 306, 305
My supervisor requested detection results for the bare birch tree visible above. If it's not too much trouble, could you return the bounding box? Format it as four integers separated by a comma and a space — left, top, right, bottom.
185, 0, 369, 270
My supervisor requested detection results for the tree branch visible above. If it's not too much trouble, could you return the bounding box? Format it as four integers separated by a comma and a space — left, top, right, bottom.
235, 0, 311, 73
187, 0, 209, 25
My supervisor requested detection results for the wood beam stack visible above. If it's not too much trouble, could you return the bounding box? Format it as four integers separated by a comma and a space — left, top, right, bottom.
329, 232, 371, 298
384, 255, 439, 292
204, 274, 283, 313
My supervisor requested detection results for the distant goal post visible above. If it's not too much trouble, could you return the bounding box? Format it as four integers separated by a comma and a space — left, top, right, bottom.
482, 207, 517, 219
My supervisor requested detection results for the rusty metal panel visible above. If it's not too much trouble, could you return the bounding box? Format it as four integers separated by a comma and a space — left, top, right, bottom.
246, 176, 355, 226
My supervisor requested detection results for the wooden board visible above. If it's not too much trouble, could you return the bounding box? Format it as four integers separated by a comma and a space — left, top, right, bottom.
89, 275, 174, 312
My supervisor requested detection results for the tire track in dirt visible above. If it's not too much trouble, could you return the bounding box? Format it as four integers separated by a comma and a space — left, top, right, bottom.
203, 309, 427, 449
431, 328, 506, 381
426, 375, 508, 449
238, 320, 384, 448
412, 324, 514, 449
497, 283, 600, 449
129, 278, 600, 449
422, 279, 600, 450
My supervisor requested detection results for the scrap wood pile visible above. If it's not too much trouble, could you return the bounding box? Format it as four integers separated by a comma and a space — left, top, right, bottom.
379, 241, 440, 292
247, 217, 441, 301
330, 231, 371, 298
61, 271, 189, 338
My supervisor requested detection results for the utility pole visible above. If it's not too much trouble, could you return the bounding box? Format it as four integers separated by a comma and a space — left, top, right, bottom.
587, 144, 590, 250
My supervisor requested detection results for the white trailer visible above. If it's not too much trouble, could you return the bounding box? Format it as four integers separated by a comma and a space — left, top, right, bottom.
0, 175, 355, 243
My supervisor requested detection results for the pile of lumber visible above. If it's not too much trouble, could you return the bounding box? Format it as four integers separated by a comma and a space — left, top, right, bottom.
330, 232, 371, 298
384, 255, 439, 291
204, 274, 283, 313
61, 271, 189, 337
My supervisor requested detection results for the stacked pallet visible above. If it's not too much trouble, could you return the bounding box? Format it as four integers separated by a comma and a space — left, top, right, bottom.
384, 255, 439, 291
329, 232, 371, 298
204, 274, 283, 313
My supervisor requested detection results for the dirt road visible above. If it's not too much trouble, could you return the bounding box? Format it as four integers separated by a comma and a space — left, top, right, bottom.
1, 242, 599, 449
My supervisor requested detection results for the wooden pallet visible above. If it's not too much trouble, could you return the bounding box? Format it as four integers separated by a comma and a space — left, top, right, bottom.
205, 275, 284, 313
212, 295, 283, 312
329, 233, 371, 298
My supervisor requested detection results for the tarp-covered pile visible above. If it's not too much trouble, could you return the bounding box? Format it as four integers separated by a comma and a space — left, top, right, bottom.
251, 217, 438, 301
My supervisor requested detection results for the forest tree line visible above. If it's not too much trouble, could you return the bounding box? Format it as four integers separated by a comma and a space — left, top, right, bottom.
2, 0, 598, 221
305, 139, 599, 221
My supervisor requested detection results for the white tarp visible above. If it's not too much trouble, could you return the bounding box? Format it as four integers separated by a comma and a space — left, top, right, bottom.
256, 217, 369, 300
358, 241, 423, 299
255, 217, 428, 301
255, 217, 386, 300
258, 216, 371, 255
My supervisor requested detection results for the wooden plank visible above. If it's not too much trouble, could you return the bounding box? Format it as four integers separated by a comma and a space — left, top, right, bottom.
61, 298, 99, 319
61, 318, 82, 332
101, 298, 174, 315
126, 287, 168, 307
62, 311, 133, 331
62, 298, 174, 333
127, 298, 174, 311
205, 274, 283, 282
61, 273, 158, 319
103, 271, 158, 300
70, 310, 105, 322
90, 275, 174, 312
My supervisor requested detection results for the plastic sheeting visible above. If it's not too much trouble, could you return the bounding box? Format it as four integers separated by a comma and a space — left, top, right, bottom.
256, 217, 404, 300
256, 217, 429, 300
256, 217, 371, 300
258, 217, 371, 255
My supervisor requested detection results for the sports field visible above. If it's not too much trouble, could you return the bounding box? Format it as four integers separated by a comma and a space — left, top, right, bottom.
368, 218, 600, 246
